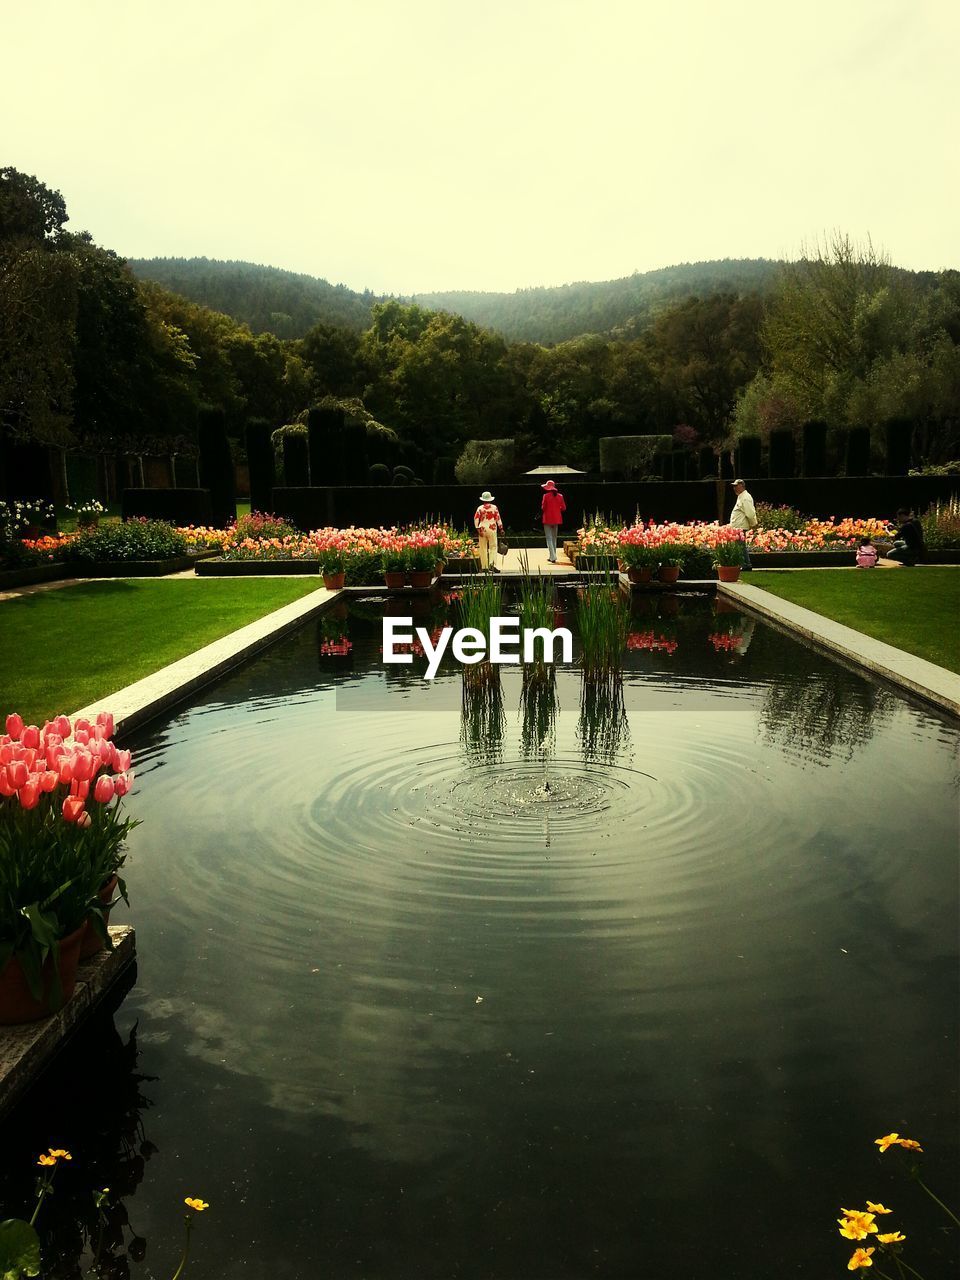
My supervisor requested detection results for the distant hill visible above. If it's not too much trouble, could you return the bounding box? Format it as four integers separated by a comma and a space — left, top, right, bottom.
413, 259, 787, 343
127, 257, 381, 338
128, 256, 789, 344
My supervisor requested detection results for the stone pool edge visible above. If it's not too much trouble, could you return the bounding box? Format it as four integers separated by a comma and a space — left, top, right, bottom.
719, 581, 960, 718
71, 585, 342, 735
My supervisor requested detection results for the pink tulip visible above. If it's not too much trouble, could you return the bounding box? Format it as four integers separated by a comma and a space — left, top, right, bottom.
62, 795, 86, 823
95, 712, 115, 738
0, 770, 16, 798
96, 738, 113, 763
72, 751, 95, 782
113, 772, 130, 797
21, 725, 40, 750
114, 749, 132, 771
46, 744, 65, 769
18, 780, 41, 809
71, 778, 90, 800
40, 770, 58, 793
22, 748, 38, 771
5, 713, 24, 740
57, 757, 74, 785
74, 727, 90, 745
93, 775, 115, 804
0, 743, 12, 765
8, 760, 28, 790
54, 715, 71, 738
78, 810, 92, 828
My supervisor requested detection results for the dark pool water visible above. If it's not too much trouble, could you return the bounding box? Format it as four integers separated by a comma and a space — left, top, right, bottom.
3, 594, 958, 1279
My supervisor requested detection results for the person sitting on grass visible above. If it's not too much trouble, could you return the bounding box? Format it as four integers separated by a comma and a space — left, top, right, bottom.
855, 537, 879, 568
886, 507, 925, 566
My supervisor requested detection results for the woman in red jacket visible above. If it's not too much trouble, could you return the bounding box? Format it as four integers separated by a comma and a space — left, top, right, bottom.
540, 480, 566, 563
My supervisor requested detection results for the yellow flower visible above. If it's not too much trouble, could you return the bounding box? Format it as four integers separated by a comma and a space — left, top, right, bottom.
37, 1154, 57, 1167
897, 1138, 923, 1151
848, 1247, 875, 1270
875, 1133, 900, 1152
838, 1211, 878, 1240
877, 1232, 906, 1244
48, 1148, 71, 1160
865, 1202, 892, 1215
184, 1197, 209, 1212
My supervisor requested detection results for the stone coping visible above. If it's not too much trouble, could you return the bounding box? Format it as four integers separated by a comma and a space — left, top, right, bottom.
720, 581, 960, 718
71, 584, 338, 736
0, 925, 136, 1119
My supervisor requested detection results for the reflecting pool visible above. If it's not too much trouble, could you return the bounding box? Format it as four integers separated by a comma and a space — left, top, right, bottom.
3, 594, 957, 1279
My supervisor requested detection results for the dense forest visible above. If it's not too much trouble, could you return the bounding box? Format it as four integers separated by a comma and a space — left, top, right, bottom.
3, 166, 958, 500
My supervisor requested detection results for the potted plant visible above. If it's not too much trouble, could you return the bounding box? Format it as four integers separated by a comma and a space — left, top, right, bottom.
319, 546, 346, 590
620, 541, 658, 584
712, 530, 746, 582
0, 712, 139, 1023
381, 541, 407, 589
405, 543, 437, 589
656, 541, 684, 584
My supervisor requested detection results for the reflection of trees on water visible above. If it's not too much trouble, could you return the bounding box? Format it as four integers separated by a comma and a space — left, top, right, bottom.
0, 993, 157, 1279
578, 674, 631, 764
759, 669, 895, 764
460, 671, 505, 763
519, 673, 558, 758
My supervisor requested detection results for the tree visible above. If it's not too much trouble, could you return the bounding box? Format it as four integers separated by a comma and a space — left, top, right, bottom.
0, 168, 68, 246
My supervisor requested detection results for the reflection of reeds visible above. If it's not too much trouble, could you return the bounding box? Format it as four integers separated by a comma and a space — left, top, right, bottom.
576, 578, 630, 676
578, 673, 630, 763
461, 674, 505, 761
457, 575, 502, 687
519, 672, 558, 757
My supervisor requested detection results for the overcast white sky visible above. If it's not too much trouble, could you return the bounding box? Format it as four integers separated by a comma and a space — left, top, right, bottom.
3, 0, 957, 294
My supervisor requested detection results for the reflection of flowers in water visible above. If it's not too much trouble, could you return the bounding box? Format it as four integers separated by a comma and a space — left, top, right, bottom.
627, 629, 678, 655
320, 638, 353, 656
708, 631, 742, 652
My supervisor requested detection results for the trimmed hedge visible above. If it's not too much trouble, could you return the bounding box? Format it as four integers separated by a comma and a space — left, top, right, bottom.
246, 420, 276, 515
197, 408, 236, 528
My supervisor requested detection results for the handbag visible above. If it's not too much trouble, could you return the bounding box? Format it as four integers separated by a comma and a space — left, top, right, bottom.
497, 535, 509, 556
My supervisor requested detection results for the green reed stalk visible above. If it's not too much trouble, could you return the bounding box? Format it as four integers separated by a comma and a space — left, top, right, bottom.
577, 672, 630, 763
576, 578, 629, 676
457, 577, 503, 686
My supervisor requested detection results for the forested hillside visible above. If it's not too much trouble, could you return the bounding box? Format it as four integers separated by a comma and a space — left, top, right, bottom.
129, 256, 788, 344
413, 259, 786, 342
126, 257, 381, 338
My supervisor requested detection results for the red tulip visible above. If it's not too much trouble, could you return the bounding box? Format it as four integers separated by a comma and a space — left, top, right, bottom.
70, 778, 90, 800
62, 795, 86, 823
54, 715, 71, 738
0, 770, 16, 798
93, 775, 115, 804
21, 725, 40, 750
58, 756, 74, 785
96, 712, 115, 738
18, 780, 41, 809
8, 760, 28, 790
5, 713, 24, 740
0, 743, 12, 765
96, 738, 113, 763
40, 770, 58, 793
46, 744, 65, 769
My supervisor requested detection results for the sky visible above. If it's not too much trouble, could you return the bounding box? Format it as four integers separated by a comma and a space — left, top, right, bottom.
3, 0, 957, 295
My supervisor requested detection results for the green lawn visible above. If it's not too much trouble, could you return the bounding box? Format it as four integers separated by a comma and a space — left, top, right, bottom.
1, 578, 325, 724
750, 568, 960, 673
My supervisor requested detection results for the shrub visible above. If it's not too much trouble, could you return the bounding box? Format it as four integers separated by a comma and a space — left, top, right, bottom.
368, 463, 391, 485
65, 519, 188, 563
454, 439, 516, 486
753, 501, 807, 532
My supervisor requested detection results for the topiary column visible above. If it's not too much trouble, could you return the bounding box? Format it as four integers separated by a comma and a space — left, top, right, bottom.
884, 418, 913, 476
283, 432, 310, 486
308, 407, 345, 485
246, 420, 275, 515
801, 420, 828, 476
845, 427, 871, 476
736, 435, 762, 478
768, 429, 796, 478
197, 407, 236, 528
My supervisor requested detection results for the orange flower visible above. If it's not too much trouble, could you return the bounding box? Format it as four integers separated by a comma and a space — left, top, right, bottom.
874, 1133, 900, 1152
877, 1232, 906, 1244
848, 1247, 875, 1269
838, 1211, 878, 1241
37, 1154, 57, 1167
897, 1138, 923, 1151
865, 1202, 891, 1215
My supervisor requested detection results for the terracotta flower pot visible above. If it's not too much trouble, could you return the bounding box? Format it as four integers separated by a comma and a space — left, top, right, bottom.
383, 571, 406, 589
717, 565, 742, 582
408, 570, 433, 588
434, 562, 444, 579
628, 567, 653, 585
0, 925, 86, 1025
79, 874, 119, 960
322, 571, 346, 589
658, 565, 681, 584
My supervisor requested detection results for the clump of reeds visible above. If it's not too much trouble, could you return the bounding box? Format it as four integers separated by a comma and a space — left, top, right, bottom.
457, 576, 503, 686
575, 578, 630, 677
516, 558, 557, 686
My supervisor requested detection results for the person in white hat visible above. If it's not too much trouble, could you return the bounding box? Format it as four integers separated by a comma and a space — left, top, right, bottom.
728, 478, 758, 570
474, 490, 504, 571
540, 479, 566, 562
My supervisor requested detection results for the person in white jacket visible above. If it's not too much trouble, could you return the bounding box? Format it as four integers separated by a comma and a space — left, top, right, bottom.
728, 479, 758, 570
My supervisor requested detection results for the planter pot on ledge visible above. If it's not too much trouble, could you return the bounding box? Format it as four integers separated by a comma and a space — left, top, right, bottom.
0, 925, 85, 1025
716, 565, 742, 582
